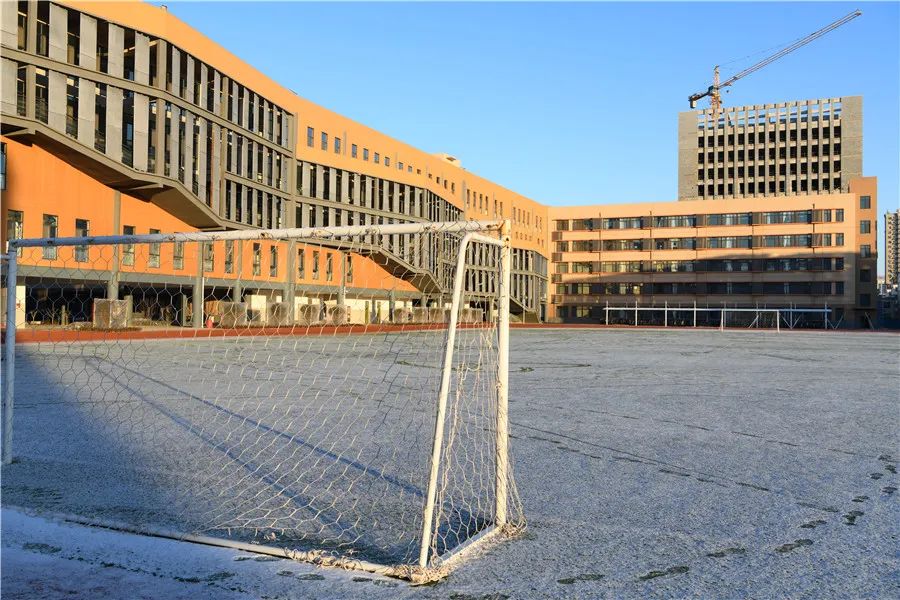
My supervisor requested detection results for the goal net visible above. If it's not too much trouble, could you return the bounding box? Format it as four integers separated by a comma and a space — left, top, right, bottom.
1, 220, 523, 580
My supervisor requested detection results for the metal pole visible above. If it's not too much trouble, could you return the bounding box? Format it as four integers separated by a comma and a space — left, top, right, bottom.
605, 300, 608, 326
418, 228, 504, 569
824, 303, 829, 329
693, 301, 697, 327
776, 309, 781, 333
495, 220, 511, 528
3, 251, 18, 464
664, 301, 668, 327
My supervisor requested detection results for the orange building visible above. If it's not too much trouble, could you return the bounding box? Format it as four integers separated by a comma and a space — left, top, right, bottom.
1, 0, 548, 324
549, 177, 878, 327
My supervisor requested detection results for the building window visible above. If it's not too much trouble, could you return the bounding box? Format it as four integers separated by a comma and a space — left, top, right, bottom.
41, 214, 58, 259
320, 131, 328, 151
374, 152, 380, 164
835, 233, 844, 246
334, 137, 341, 154
835, 209, 844, 222
252, 243, 261, 275
72, 218, 90, 262
307, 126, 314, 147
385, 157, 390, 167
860, 268, 872, 283
859, 293, 871, 307
312, 250, 320, 280
269, 246, 278, 277
363, 148, 369, 161
860, 220, 871, 234
224, 240, 234, 274
122, 225, 135, 265
203, 242, 214, 272
860, 195, 871, 209
351, 144, 358, 158
148, 228, 160, 268
346, 255, 353, 283
860, 244, 871, 258
173, 241, 184, 270
7, 209, 23, 255
297, 248, 305, 279
326, 254, 333, 281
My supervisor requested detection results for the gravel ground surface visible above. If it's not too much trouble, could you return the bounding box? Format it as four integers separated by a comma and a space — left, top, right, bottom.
3, 328, 899, 599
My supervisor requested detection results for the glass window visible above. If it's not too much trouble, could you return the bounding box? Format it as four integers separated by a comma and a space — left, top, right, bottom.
306, 126, 314, 147
326, 254, 333, 281
860, 244, 871, 258
173, 241, 184, 270
860, 220, 871, 234
74, 218, 90, 262
122, 225, 135, 265
42, 214, 58, 259
334, 137, 341, 154
351, 144, 358, 158
312, 250, 320, 280
224, 240, 234, 273
252, 243, 261, 275
363, 148, 369, 161
859, 195, 871, 209
297, 248, 305, 279
835, 209, 844, 222
320, 131, 328, 151
374, 152, 380, 164
7, 209, 23, 256
269, 246, 278, 277
148, 228, 161, 268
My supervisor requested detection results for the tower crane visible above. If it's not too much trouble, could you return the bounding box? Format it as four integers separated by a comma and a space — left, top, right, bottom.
688, 9, 862, 113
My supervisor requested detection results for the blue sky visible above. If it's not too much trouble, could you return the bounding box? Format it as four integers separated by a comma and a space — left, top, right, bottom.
163, 1, 899, 273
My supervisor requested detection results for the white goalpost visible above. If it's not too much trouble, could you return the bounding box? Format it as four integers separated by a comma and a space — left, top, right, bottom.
0, 220, 523, 581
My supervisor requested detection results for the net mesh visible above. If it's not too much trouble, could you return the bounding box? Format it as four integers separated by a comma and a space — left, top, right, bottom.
1, 222, 523, 577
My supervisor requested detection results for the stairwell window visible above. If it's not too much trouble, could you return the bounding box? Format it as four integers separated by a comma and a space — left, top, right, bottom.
75, 219, 90, 263
269, 246, 278, 277
860, 220, 871, 234
224, 240, 234, 274
860, 195, 871, 209
6, 209, 23, 256
306, 127, 314, 148
173, 241, 184, 270
252, 243, 261, 275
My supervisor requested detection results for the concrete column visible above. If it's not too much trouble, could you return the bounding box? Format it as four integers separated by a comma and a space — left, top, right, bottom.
0, 0, 17, 48
168, 104, 180, 180
197, 118, 208, 204
211, 122, 221, 212
184, 55, 194, 104
106, 86, 123, 162
47, 70, 66, 131
79, 14, 96, 68
107, 192, 121, 300
183, 112, 194, 192
154, 40, 167, 90
48, 4, 66, 61
153, 98, 165, 175
25, 0, 37, 55
1, 59, 17, 116
107, 24, 124, 78
169, 45, 180, 96
133, 93, 149, 170
76, 78, 95, 148
135, 32, 150, 85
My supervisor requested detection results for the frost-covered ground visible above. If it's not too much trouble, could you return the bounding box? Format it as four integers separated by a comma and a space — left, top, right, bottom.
3, 328, 899, 599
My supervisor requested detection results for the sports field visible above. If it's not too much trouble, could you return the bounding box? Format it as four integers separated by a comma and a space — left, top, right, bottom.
3, 328, 898, 599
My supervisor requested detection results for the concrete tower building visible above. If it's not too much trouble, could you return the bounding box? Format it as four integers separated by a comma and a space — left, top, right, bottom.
678, 97, 863, 201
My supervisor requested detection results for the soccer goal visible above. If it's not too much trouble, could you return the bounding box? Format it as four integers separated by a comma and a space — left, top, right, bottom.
1, 220, 523, 581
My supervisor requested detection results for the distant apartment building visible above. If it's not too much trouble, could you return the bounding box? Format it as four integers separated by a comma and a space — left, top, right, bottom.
887, 210, 899, 287
550, 177, 878, 328
678, 97, 862, 201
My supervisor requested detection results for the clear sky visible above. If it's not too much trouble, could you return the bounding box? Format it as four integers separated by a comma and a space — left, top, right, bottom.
161, 1, 899, 274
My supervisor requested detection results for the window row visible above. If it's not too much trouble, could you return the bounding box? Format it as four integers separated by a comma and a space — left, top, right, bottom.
556, 281, 846, 297
556, 233, 844, 252
700, 178, 842, 197
556, 209, 845, 231
697, 144, 841, 165
698, 161, 841, 181
305, 126, 419, 176
697, 102, 842, 130
556, 257, 845, 274
697, 126, 842, 147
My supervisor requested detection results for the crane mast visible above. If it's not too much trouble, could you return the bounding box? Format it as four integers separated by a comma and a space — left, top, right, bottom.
689, 9, 862, 113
